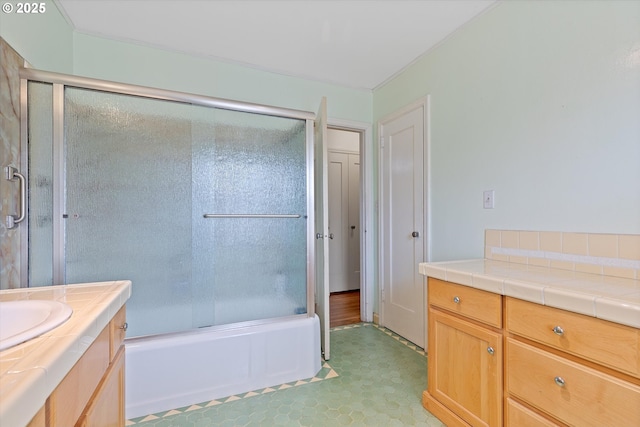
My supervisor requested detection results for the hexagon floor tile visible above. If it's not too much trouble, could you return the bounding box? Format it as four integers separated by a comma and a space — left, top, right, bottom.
127, 323, 444, 426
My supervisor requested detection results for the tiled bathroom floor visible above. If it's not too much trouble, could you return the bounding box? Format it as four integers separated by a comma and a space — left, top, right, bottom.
128, 323, 444, 426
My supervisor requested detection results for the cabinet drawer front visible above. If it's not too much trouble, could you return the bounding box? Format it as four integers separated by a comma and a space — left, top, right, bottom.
428, 278, 501, 328
78, 347, 125, 427
506, 338, 640, 427
48, 325, 110, 427
505, 297, 640, 378
26, 406, 46, 427
505, 398, 561, 427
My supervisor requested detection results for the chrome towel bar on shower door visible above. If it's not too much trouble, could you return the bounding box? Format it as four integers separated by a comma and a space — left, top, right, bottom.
203, 214, 302, 219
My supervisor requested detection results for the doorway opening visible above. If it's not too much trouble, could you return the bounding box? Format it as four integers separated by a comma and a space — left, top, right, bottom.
327, 127, 363, 328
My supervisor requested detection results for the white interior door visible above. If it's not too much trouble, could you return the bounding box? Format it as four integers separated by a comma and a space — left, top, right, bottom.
328, 152, 348, 293
380, 103, 426, 348
328, 151, 362, 293
314, 97, 330, 360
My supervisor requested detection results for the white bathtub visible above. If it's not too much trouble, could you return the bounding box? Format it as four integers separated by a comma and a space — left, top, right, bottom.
125, 315, 321, 419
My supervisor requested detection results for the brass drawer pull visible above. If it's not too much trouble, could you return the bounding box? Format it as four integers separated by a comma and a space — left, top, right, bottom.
554, 376, 565, 387
552, 325, 564, 336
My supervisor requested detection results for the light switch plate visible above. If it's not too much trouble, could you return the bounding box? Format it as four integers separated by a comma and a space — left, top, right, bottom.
483, 190, 494, 209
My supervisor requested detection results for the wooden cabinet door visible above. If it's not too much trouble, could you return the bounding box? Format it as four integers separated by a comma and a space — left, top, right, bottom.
77, 347, 125, 427
428, 308, 502, 427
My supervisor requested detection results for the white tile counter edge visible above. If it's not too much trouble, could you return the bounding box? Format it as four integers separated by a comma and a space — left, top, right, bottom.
0, 280, 132, 427
420, 260, 640, 329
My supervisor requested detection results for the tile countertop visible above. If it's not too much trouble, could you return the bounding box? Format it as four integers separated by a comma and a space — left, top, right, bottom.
419, 259, 640, 329
0, 280, 132, 427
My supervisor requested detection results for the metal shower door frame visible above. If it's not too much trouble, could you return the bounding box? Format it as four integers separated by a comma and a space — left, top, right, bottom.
19, 68, 318, 319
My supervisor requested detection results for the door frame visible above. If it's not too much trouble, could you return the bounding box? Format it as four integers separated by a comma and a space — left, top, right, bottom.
377, 96, 431, 338
327, 118, 373, 323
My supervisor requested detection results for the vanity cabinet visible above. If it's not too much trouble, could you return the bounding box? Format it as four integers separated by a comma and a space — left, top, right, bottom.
423, 278, 640, 427
423, 278, 503, 427
26, 305, 127, 427
505, 297, 640, 427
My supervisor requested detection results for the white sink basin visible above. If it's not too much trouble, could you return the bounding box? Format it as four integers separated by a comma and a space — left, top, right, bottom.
0, 300, 73, 351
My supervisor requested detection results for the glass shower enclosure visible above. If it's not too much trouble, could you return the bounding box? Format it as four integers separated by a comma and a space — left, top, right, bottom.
22, 70, 315, 338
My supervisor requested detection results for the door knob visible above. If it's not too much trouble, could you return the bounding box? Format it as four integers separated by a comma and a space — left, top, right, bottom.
412, 231, 419, 238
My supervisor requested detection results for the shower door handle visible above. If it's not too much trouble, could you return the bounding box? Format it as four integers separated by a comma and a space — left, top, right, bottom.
5, 166, 26, 229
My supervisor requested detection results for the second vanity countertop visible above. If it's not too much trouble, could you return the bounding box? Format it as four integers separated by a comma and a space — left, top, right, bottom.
0, 280, 132, 427
420, 259, 640, 329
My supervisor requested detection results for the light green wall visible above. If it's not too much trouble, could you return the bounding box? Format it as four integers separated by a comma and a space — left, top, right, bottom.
0, 0, 73, 72
0, 0, 370, 121
4, 0, 639, 316
72, 33, 371, 123
374, 0, 640, 261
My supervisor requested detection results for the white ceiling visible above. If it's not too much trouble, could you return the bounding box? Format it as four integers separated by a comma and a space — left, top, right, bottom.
56, 0, 497, 90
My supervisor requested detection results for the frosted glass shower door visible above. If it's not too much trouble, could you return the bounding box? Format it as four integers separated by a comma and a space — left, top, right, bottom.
64, 88, 194, 337
60, 86, 308, 337
191, 108, 308, 326
24, 79, 311, 338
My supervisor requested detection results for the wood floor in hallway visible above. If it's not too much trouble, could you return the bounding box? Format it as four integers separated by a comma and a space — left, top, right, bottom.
330, 289, 360, 328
